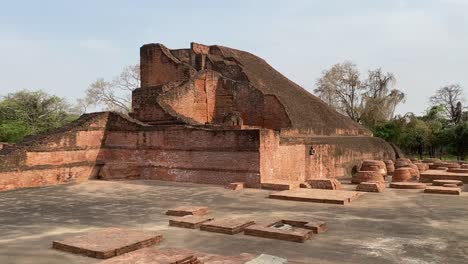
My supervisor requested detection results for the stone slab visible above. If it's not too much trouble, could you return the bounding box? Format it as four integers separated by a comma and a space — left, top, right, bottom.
165, 206, 209, 217
420, 170, 468, 184
269, 188, 363, 205
52, 228, 163, 259
390, 182, 426, 189
169, 215, 214, 229
200, 218, 255, 235
424, 186, 461, 195
433, 179, 463, 186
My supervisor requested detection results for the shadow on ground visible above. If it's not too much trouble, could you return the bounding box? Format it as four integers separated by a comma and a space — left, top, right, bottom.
0, 180, 467, 264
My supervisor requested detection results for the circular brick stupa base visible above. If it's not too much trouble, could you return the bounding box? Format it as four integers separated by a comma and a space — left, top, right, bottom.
390, 182, 427, 189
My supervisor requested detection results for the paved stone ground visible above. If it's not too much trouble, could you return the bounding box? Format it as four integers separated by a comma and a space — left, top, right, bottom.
0, 180, 467, 264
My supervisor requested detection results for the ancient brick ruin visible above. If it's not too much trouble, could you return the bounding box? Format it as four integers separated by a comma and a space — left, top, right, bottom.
0, 42, 397, 192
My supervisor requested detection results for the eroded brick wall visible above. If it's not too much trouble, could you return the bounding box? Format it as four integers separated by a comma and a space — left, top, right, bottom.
99, 127, 262, 187
0, 113, 109, 191
140, 44, 195, 88
259, 130, 306, 183
260, 131, 396, 182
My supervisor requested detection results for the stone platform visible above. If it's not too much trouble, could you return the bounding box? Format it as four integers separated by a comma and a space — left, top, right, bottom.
166, 206, 209, 217
420, 170, 468, 184
269, 189, 363, 205
200, 218, 255, 235
169, 215, 214, 229
424, 186, 462, 195
52, 228, 163, 259
389, 182, 427, 189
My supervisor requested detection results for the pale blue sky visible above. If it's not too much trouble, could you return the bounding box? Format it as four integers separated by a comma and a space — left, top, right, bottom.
1, 0, 467, 115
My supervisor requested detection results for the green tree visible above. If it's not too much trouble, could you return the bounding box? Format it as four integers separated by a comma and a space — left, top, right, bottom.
0, 90, 77, 142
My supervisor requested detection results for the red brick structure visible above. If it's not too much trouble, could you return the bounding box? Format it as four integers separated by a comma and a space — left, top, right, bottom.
0, 42, 396, 191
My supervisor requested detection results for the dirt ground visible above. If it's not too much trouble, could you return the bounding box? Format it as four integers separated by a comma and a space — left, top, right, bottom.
0, 180, 467, 264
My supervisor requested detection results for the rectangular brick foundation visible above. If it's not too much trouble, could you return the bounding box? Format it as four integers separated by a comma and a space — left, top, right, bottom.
245, 225, 313, 243
52, 228, 163, 259
269, 189, 363, 205
420, 170, 468, 184
200, 218, 255, 235
356, 182, 385, 192
98, 247, 196, 264
244, 218, 326, 243
169, 215, 214, 229
306, 179, 342, 190
166, 206, 209, 217
424, 186, 461, 195
261, 181, 300, 190
98, 247, 256, 264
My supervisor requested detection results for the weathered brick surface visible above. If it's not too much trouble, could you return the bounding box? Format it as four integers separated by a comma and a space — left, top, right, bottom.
52, 228, 163, 259
432, 180, 463, 186
0, 42, 398, 192
244, 218, 326, 243
356, 182, 385, 192
424, 186, 461, 195
166, 206, 209, 217
390, 182, 426, 189
169, 215, 214, 229
392, 168, 412, 182
351, 171, 384, 184
0, 166, 99, 191
244, 224, 313, 243
226, 182, 245, 190
98, 247, 197, 264
99, 247, 256, 264
200, 218, 255, 235
307, 179, 342, 190
420, 170, 468, 184
447, 168, 468, 174
269, 189, 363, 205
261, 181, 301, 190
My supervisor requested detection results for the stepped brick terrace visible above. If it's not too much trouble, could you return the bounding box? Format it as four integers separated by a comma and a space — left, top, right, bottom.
0, 43, 467, 263
0, 42, 396, 192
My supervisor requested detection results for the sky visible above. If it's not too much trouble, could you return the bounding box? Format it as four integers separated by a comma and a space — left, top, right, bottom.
1, 0, 467, 115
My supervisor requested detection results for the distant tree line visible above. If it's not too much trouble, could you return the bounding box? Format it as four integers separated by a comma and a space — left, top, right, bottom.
0, 90, 78, 142
315, 62, 467, 160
